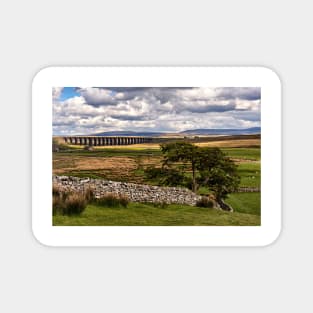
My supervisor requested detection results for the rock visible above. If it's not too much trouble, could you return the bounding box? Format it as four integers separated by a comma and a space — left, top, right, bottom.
52, 175, 203, 206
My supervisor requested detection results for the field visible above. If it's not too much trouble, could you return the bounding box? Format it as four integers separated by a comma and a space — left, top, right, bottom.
53, 202, 260, 226
53, 135, 261, 226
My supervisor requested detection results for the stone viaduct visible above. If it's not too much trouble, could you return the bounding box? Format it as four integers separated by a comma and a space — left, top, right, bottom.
63, 136, 153, 146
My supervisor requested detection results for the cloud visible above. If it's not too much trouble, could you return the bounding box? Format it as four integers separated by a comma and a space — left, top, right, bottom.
77, 88, 119, 106
52, 87, 63, 100
216, 87, 261, 101
53, 87, 261, 135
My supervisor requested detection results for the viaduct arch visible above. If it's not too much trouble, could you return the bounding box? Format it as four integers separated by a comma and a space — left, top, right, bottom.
63, 136, 153, 146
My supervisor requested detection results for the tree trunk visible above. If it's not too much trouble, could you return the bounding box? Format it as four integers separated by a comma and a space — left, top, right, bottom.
216, 198, 233, 212
192, 163, 197, 192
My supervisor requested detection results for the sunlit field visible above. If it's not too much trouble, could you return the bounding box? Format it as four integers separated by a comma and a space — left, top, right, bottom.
53, 135, 261, 226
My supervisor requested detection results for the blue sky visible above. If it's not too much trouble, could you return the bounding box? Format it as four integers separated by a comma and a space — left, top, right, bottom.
52, 87, 261, 135
58, 87, 80, 101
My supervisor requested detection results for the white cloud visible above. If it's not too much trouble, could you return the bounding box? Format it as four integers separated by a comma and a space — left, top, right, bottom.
52, 87, 63, 100
53, 87, 261, 135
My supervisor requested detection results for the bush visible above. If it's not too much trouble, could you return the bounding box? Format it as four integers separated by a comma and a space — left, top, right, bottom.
94, 193, 129, 208
53, 184, 62, 197
196, 197, 214, 208
53, 194, 64, 215
84, 187, 95, 202
144, 166, 163, 179
63, 193, 87, 215
52, 184, 88, 216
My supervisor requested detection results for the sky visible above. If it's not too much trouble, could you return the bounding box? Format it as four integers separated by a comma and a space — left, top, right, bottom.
52, 87, 261, 135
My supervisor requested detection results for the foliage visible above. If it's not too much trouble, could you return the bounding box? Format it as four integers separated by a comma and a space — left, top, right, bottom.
84, 187, 95, 202
93, 193, 129, 208
159, 143, 240, 201
53, 194, 64, 215
63, 193, 88, 215
196, 147, 240, 200
161, 142, 199, 191
53, 184, 89, 216
144, 166, 185, 186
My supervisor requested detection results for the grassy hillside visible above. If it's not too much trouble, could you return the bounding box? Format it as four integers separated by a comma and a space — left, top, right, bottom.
226, 192, 261, 215
53, 201, 260, 226
52, 143, 261, 226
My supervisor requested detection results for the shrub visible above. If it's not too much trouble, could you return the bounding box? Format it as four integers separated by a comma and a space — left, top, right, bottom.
94, 193, 129, 208
63, 193, 87, 215
53, 184, 62, 197
84, 187, 95, 202
53, 194, 64, 215
196, 197, 214, 208
144, 166, 163, 179
52, 185, 88, 216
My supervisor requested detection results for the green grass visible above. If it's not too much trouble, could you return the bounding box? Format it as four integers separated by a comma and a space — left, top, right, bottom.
222, 148, 260, 160
54, 148, 162, 158
53, 201, 260, 226
59, 170, 106, 179
54, 147, 261, 188
237, 162, 261, 187
55, 147, 260, 159
226, 192, 260, 216
53, 146, 261, 226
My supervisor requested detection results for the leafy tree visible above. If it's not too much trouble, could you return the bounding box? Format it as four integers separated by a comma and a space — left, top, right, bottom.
161, 142, 199, 192
157, 143, 240, 210
196, 148, 240, 207
144, 166, 185, 187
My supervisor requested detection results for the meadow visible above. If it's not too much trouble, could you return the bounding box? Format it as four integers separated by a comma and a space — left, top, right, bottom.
53, 201, 260, 226
53, 137, 261, 226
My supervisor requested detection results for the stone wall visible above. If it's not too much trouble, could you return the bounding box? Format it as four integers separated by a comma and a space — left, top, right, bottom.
53, 175, 202, 206
238, 187, 260, 192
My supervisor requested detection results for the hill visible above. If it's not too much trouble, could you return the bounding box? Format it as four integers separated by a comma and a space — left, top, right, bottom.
89, 127, 261, 137
91, 130, 164, 137
180, 127, 261, 136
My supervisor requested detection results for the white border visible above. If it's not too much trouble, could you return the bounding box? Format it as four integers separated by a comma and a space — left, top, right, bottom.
32, 67, 281, 247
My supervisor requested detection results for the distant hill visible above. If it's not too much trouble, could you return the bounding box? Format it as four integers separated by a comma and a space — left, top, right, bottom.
179, 127, 261, 136
91, 131, 164, 137
89, 127, 261, 137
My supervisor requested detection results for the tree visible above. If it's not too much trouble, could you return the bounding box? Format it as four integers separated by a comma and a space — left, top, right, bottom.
144, 166, 185, 187
157, 143, 240, 210
196, 148, 240, 210
161, 142, 199, 192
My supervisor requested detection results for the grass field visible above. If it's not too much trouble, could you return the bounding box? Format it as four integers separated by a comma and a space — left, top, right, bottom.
53, 139, 261, 226
53, 147, 260, 185
226, 192, 261, 215
53, 201, 260, 226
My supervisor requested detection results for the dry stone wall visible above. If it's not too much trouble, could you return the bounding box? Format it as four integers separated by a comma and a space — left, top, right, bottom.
53, 175, 202, 206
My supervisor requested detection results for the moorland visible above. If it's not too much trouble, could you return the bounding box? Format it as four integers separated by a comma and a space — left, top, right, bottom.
53, 134, 261, 226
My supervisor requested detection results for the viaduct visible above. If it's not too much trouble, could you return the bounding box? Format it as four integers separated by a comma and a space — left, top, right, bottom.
63, 136, 153, 146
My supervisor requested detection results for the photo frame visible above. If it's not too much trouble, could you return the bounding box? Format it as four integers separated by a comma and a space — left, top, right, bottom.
32, 67, 281, 246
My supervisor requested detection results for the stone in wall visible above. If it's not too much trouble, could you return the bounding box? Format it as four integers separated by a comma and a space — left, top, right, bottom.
53, 175, 202, 206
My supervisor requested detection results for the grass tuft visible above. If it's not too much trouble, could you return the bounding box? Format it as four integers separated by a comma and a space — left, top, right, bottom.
53, 185, 89, 216
94, 193, 129, 208
63, 193, 87, 215
196, 197, 214, 208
